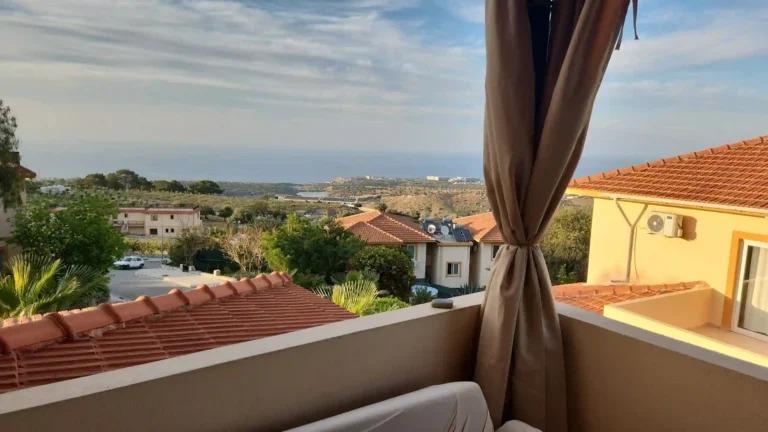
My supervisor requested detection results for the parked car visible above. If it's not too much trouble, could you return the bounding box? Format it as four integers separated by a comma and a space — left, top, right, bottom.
114, 256, 145, 270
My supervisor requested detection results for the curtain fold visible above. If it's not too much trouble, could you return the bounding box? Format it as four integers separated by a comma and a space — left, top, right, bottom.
474, 0, 632, 430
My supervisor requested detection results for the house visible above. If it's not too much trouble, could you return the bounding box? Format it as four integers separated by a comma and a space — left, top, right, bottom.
426, 175, 449, 181
338, 210, 435, 281
454, 212, 503, 288
566, 134, 768, 368
421, 218, 474, 289
0, 272, 355, 394
114, 207, 201, 238
0, 163, 37, 264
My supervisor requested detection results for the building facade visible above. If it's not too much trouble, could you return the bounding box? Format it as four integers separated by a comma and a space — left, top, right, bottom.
114, 207, 201, 238
454, 212, 503, 288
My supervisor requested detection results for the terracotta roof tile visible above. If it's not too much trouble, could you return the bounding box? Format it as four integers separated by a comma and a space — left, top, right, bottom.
553, 281, 707, 314
568, 135, 768, 211
339, 211, 435, 244
453, 212, 503, 243
0, 272, 355, 394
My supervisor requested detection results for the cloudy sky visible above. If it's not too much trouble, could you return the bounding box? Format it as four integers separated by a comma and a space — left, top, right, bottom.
2, 0, 767, 180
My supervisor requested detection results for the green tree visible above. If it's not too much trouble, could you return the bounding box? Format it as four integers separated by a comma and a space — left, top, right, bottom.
200, 206, 216, 217
410, 286, 436, 305
0, 254, 110, 318
12, 197, 126, 272
168, 227, 216, 266
0, 100, 26, 209
349, 246, 415, 301
154, 180, 187, 193
376, 202, 388, 212
261, 214, 364, 282
251, 216, 282, 231
82, 173, 107, 188
362, 297, 410, 316
189, 180, 223, 195
312, 279, 379, 316
217, 206, 234, 218
540, 206, 592, 284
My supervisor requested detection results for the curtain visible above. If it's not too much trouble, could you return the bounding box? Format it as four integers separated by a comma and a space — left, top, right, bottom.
475, 0, 634, 430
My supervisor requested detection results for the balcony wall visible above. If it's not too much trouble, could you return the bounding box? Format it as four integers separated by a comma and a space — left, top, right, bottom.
2, 294, 768, 431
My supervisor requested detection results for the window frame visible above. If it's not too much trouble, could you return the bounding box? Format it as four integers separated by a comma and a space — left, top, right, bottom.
170, 214, 175, 220
446, 262, 461, 277
151, 215, 159, 221
405, 244, 417, 260
149, 228, 158, 235
491, 244, 501, 260
730, 238, 768, 343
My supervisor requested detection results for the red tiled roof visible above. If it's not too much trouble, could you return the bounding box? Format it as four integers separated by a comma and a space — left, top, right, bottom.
120, 207, 200, 215
453, 212, 503, 243
15, 165, 36, 179
553, 281, 707, 314
0, 272, 355, 394
568, 135, 768, 211
339, 211, 435, 244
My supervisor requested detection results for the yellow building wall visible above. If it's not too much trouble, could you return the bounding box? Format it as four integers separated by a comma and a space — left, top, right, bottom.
587, 198, 768, 322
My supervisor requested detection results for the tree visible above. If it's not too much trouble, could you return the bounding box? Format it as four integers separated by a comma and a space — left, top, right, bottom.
0, 100, 26, 209
261, 214, 364, 282
220, 226, 265, 274
168, 227, 215, 266
154, 180, 187, 193
539, 206, 592, 284
251, 216, 282, 231
12, 197, 126, 272
410, 286, 436, 305
200, 206, 216, 217
349, 246, 415, 301
217, 206, 234, 218
189, 180, 223, 195
362, 297, 409, 316
0, 254, 110, 318
82, 173, 107, 188
376, 202, 388, 212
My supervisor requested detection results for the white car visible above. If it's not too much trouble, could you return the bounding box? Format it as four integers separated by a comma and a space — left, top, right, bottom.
114, 256, 145, 270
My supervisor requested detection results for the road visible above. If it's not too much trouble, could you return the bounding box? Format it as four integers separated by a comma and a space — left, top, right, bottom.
109, 261, 186, 302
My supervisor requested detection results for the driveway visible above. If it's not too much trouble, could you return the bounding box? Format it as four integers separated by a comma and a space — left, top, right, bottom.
109, 261, 186, 302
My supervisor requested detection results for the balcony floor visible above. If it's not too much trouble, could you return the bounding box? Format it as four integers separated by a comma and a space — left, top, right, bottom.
691, 325, 768, 360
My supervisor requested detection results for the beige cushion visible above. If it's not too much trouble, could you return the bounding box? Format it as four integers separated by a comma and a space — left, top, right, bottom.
497, 420, 541, 432
288, 382, 494, 432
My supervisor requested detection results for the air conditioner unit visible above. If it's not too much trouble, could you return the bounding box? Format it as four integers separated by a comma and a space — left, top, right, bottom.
647, 212, 683, 238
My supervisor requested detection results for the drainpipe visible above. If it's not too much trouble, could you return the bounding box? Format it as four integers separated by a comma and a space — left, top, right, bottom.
611, 197, 648, 284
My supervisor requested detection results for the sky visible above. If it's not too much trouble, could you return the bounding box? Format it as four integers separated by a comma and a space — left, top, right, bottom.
2, 0, 768, 182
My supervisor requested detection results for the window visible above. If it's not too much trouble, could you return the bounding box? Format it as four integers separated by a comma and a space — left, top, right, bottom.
151, 215, 158, 221
733, 240, 768, 340
149, 228, 158, 235
124, 213, 128, 218
405, 244, 417, 260
165, 228, 169, 233
492, 245, 501, 260
171, 228, 175, 233
446, 262, 461, 277
170, 215, 174, 220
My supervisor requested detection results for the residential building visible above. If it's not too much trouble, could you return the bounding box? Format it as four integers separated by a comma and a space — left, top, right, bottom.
338, 210, 435, 281
421, 218, 473, 289
0, 272, 354, 394
113, 207, 201, 238
566, 134, 768, 368
426, 175, 448, 181
0, 163, 36, 264
454, 212, 503, 287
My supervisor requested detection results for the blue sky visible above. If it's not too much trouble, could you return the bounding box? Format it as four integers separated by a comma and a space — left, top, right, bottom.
2, 0, 767, 179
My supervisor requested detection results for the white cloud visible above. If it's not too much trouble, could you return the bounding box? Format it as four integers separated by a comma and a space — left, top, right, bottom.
609, 8, 768, 74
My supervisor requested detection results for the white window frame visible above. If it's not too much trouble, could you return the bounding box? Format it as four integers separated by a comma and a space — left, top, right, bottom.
491, 244, 501, 260
446, 262, 461, 277
731, 239, 768, 343
405, 244, 417, 260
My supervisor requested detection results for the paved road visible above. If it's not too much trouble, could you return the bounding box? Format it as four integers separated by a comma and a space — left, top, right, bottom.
109, 261, 186, 302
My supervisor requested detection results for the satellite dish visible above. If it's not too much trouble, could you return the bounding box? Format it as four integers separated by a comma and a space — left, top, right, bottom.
427, 224, 437, 234
440, 225, 450, 236
647, 214, 664, 233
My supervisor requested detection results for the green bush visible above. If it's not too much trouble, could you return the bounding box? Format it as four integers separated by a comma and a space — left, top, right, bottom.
292, 273, 326, 290
348, 246, 415, 301
410, 286, 435, 305
362, 297, 410, 316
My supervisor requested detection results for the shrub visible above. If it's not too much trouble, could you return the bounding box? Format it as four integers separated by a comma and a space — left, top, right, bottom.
349, 246, 415, 301
362, 297, 409, 316
452, 282, 486, 297
410, 286, 436, 305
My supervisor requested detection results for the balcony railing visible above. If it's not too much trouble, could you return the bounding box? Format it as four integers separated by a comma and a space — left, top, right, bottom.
112, 220, 145, 226
1, 294, 767, 431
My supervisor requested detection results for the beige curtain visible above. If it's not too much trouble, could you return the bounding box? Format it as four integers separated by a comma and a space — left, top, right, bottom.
475, 0, 633, 430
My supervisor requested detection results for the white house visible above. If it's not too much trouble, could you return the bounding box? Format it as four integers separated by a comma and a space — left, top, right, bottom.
421, 218, 474, 289
454, 213, 503, 288
113, 207, 201, 238
339, 210, 435, 281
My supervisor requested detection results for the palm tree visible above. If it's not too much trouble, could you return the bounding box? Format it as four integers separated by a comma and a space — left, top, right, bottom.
0, 254, 110, 319
313, 279, 379, 316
